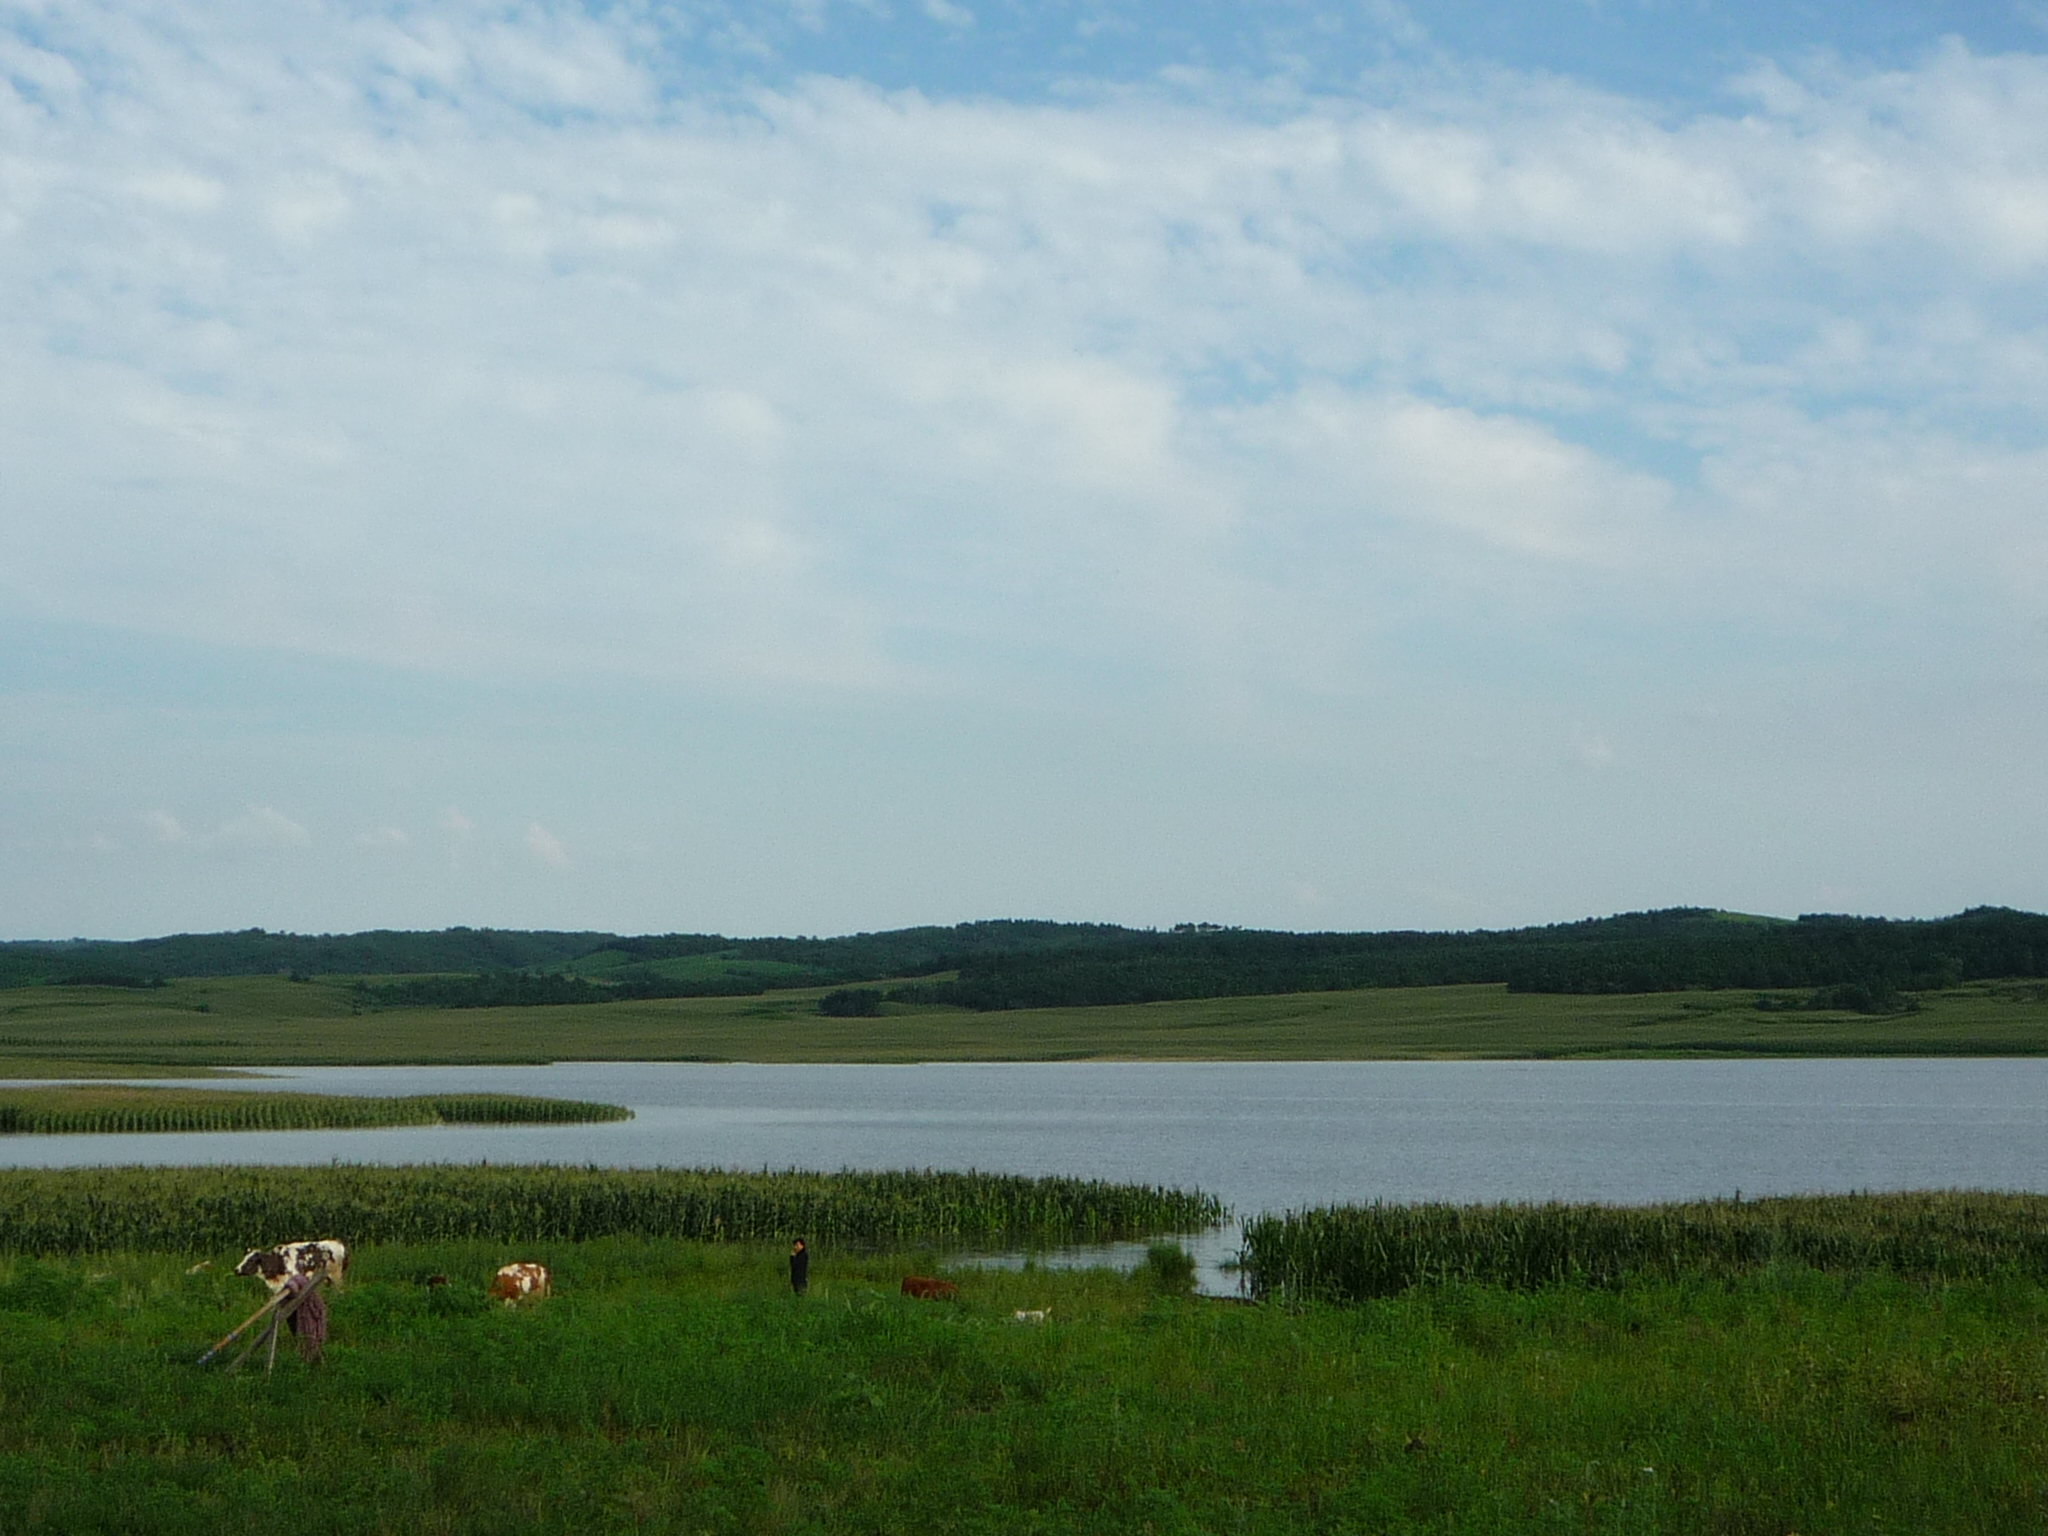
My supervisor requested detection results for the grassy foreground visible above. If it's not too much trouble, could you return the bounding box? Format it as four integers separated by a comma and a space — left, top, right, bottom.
4, 973, 2048, 1068
3, 1240, 2046, 1533
0, 1086, 628, 1135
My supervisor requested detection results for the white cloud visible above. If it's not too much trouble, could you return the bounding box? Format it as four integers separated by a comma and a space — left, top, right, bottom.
438, 807, 474, 836
142, 810, 190, 845
524, 822, 569, 868
1, 3, 2044, 716
219, 806, 312, 850
136, 805, 310, 852
355, 825, 410, 848
921, 0, 973, 26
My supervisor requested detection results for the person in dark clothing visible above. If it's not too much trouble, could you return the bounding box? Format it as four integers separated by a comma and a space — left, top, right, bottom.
789, 1238, 809, 1295
283, 1273, 327, 1365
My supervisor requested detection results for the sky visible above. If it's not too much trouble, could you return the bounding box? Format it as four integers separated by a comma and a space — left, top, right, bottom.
4, 0, 2048, 940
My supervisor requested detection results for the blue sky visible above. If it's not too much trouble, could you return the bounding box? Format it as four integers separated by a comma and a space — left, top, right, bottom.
4, 0, 2048, 939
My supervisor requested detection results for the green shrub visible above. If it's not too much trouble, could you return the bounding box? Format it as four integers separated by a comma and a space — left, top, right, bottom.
818, 987, 884, 1017
1142, 1240, 1196, 1295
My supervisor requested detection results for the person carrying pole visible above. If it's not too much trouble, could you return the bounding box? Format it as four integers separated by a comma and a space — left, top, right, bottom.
281, 1270, 327, 1365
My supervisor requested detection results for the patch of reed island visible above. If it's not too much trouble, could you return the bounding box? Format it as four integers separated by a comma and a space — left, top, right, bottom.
0, 1164, 1225, 1253
0, 1085, 630, 1136
1240, 1190, 2048, 1301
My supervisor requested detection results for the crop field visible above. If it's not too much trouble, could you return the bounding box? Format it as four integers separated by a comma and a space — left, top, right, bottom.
3, 973, 2047, 1069
1241, 1190, 2048, 1302
0, 1165, 1224, 1254
4, 1236, 2047, 1532
0, 1086, 629, 1136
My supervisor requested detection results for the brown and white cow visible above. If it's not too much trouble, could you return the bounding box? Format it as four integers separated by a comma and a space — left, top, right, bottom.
234, 1239, 347, 1293
488, 1262, 550, 1305
900, 1275, 958, 1301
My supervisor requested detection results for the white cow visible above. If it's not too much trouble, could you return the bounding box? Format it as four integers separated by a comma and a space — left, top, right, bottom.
233, 1239, 348, 1293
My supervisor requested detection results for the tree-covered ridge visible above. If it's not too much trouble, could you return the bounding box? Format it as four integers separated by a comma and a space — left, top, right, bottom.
908, 907, 2048, 1011
0, 928, 613, 987
7, 908, 2048, 1011
0, 919, 1148, 992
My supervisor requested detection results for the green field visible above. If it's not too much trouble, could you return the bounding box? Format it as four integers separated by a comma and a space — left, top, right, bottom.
2, 973, 2047, 1069
6, 1172, 2046, 1530
5, 1239, 2046, 1532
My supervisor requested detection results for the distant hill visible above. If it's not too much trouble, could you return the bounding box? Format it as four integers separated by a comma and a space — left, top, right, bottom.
5, 908, 2046, 1012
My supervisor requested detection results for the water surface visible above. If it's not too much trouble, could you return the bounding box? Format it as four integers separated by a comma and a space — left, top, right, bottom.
6, 1060, 2044, 1290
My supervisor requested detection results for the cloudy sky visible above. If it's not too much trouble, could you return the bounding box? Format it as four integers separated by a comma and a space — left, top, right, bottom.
4, 0, 2048, 940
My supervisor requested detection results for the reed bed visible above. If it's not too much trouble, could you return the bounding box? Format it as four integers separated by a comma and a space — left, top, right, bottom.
0, 1086, 629, 1136
0, 1164, 1222, 1254
1241, 1191, 2048, 1302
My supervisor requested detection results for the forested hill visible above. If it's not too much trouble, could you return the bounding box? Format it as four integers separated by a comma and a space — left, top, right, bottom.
4, 908, 2047, 1011
903, 908, 2048, 1011
0, 920, 1134, 991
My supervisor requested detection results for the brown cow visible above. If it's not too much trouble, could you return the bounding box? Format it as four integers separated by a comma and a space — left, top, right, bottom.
900, 1275, 959, 1300
488, 1262, 550, 1305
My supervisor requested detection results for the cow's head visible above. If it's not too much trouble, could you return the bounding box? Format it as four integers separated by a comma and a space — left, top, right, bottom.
234, 1250, 289, 1280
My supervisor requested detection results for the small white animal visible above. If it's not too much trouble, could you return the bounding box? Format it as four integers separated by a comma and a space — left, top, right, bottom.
1012, 1308, 1051, 1324
233, 1239, 348, 1293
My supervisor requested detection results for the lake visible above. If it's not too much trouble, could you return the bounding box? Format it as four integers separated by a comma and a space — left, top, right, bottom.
6, 1059, 2046, 1291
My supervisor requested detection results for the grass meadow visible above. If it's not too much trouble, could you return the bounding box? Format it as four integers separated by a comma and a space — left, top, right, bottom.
3, 974, 2048, 1070
4, 1239, 2046, 1533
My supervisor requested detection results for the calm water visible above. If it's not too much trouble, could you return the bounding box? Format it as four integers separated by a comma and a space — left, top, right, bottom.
6, 1060, 2046, 1291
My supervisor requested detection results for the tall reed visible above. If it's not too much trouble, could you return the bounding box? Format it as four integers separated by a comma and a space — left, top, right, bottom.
0, 1164, 1222, 1254
1241, 1191, 2048, 1302
0, 1087, 629, 1136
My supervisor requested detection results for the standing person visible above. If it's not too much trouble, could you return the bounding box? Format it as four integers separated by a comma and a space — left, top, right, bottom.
788, 1238, 809, 1296
283, 1272, 327, 1366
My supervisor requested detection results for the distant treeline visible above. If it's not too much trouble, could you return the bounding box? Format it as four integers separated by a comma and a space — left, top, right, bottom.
356, 971, 772, 1010
9, 908, 2048, 1013
0, 928, 612, 989
892, 907, 2048, 1012
0, 919, 1131, 990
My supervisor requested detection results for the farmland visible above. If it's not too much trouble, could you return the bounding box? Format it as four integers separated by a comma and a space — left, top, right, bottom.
2, 972, 2047, 1071
4, 1233, 2046, 1531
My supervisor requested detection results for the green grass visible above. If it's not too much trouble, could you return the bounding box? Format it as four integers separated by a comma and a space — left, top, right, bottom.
1242, 1191, 2048, 1302
2, 974, 2047, 1067
0, 1165, 1223, 1254
4, 1240, 2047, 1532
0, 1085, 629, 1135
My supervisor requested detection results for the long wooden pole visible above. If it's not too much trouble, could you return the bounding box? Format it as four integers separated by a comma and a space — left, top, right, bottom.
196, 1286, 291, 1366
226, 1280, 317, 1375
201, 1265, 329, 1370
